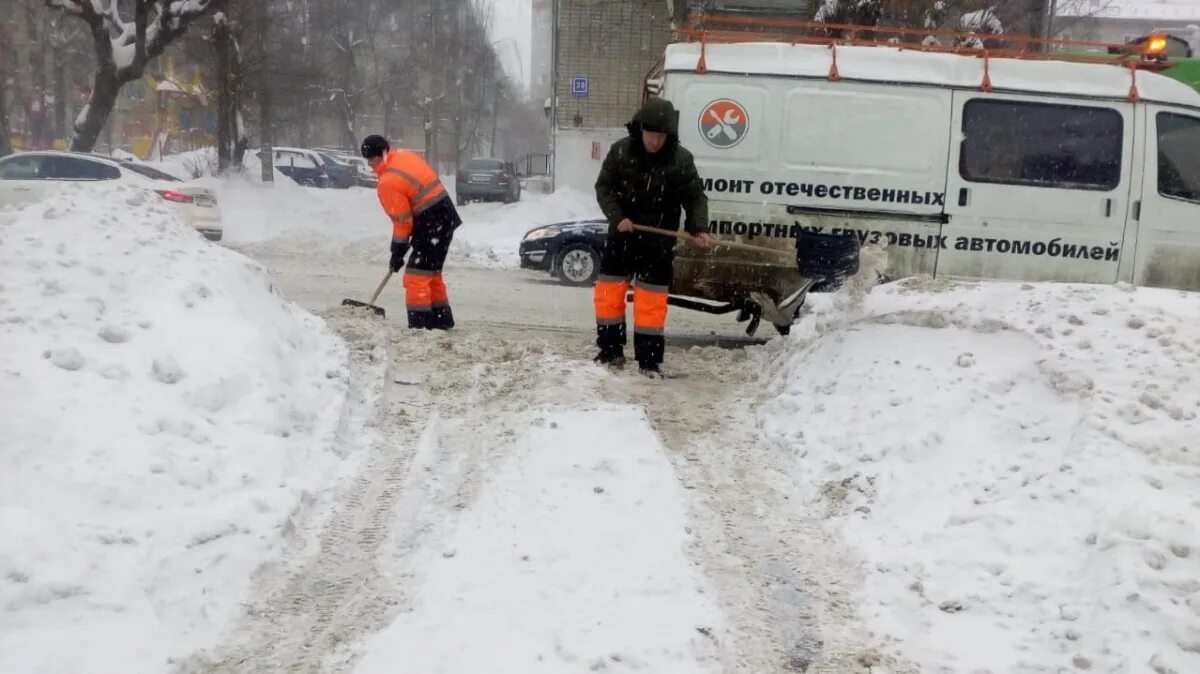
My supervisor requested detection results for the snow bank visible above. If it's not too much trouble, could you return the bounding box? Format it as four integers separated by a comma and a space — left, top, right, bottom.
354, 407, 723, 673
450, 187, 603, 269
758, 279, 1200, 672
0, 183, 350, 672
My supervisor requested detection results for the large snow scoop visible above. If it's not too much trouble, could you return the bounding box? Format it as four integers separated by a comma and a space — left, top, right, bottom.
341, 270, 392, 317
631, 224, 860, 281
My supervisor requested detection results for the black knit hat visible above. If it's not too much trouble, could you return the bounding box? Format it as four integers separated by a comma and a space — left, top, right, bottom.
360, 134, 390, 159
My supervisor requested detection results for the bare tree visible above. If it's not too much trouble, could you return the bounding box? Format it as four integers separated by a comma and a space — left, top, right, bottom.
0, 19, 12, 158
45, 0, 227, 152
251, 0, 274, 182
212, 10, 246, 172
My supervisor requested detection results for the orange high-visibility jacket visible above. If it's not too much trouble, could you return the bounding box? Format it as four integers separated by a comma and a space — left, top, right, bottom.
374, 150, 447, 244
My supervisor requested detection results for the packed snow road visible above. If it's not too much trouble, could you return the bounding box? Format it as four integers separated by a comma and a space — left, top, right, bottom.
175, 243, 891, 674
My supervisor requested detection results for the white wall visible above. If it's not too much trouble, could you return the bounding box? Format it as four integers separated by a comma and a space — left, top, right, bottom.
553, 127, 627, 194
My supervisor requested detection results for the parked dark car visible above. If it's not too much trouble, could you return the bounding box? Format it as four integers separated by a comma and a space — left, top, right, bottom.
456, 157, 521, 205
519, 218, 607, 286
346, 156, 378, 188
314, 151, 357, 189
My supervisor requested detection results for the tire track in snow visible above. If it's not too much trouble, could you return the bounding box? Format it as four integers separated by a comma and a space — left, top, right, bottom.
175, 319, 607, 674
174, 311, 451, 674
594, 348, 913, 674
177, 315, 902, 674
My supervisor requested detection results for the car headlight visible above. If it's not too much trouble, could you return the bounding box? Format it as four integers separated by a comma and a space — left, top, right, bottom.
523, 228, 556, 241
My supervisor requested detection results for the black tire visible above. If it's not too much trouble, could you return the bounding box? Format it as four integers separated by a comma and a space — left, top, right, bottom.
297, 177, 316, 188
456, 194, 466, 207
555, 244, 600, 286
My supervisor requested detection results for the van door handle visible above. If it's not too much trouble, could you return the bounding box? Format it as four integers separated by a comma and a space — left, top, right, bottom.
958, 188, 969, 207
1133, 200, 1142, 221
1105, 198, 1113, 218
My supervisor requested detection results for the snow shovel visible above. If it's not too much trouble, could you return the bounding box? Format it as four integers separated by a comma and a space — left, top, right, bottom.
631, 224, 794, 259
341, 270, 393, 317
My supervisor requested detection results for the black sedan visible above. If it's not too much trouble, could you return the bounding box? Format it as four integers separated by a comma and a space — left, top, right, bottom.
519, 218, 608, 286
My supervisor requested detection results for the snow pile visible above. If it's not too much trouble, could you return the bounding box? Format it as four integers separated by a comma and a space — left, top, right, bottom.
758, 279, 1200, 672
450, 187, 603, 269
354, 406, 723, 673
149, 147, 220, 180
0, 183, 350, 672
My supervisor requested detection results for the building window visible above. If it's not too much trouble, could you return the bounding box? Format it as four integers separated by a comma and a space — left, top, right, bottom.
960, 99, 1123, 191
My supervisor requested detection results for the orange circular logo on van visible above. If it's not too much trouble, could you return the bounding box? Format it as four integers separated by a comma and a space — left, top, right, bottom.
699, 99, 749, 149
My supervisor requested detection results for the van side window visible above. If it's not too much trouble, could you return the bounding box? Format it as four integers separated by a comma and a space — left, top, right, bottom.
960, 100, 1123, 191
1156, 112, 1200, 203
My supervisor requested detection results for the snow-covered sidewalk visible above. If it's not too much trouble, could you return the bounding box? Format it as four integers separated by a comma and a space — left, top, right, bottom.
354, 406, 724, 673
0, 184, 354, 672
758, 278, 1200, 672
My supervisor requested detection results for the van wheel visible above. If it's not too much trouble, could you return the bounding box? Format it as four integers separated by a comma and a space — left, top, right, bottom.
456, 195, 466, 206
556, 244, 600, 286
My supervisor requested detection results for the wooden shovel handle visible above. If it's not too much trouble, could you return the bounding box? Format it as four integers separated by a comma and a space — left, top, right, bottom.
369, 270, 393, 305
631, 224, 792, 258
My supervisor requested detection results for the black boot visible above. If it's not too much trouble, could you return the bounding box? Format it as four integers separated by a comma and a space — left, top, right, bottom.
407, 310, 433, 330
638, 363, 664, 379
594, 349, 626, 369
431, 305, 455, 330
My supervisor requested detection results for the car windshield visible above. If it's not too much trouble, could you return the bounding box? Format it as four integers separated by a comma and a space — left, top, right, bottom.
119, 162, 181, 182
465, 159, 505, 171
319, 153, 349, 166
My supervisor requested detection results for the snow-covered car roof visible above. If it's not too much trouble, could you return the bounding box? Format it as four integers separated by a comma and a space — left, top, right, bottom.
2, 151, 186, 182
664, 42, 1200, 109
5, 150, 123, 165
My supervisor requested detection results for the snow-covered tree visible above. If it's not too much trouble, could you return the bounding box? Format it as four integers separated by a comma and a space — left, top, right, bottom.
957, 6, 1004, 48
45, 0, 226, 152
814, 0, 884, 26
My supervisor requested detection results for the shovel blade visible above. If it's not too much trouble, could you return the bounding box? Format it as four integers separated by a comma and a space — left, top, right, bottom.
341, 298, 386, 317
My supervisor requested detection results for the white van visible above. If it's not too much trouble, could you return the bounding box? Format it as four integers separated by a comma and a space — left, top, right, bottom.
651, 41, 1200, 332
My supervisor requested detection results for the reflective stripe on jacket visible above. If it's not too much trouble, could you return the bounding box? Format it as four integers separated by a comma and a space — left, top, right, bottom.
374, 150, 447, 244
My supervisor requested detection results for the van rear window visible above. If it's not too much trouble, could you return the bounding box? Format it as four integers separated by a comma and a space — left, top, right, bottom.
1157, 112, 1200, 203
960, 100, 1123, 191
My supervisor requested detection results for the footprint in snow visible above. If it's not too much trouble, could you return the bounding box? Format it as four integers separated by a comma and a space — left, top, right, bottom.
152, 356, 185, 384
46, 348, 85, 371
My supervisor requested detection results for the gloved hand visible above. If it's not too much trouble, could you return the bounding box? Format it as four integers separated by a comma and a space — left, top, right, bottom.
389, 241, 409, 273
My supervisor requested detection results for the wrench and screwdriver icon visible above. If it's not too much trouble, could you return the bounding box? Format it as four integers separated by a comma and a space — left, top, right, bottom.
705, 107, 743, 142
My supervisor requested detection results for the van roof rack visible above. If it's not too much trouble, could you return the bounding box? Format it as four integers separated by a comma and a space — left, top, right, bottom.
674, 14, 1172, 71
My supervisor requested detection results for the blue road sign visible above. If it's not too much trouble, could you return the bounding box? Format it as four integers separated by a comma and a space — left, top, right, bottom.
571, 76, 589, 98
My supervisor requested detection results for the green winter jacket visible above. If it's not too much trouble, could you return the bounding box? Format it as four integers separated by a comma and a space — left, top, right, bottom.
594, 98, 709, 244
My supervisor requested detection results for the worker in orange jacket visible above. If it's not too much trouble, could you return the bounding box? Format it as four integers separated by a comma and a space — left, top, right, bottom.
361, 134, 462, 330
